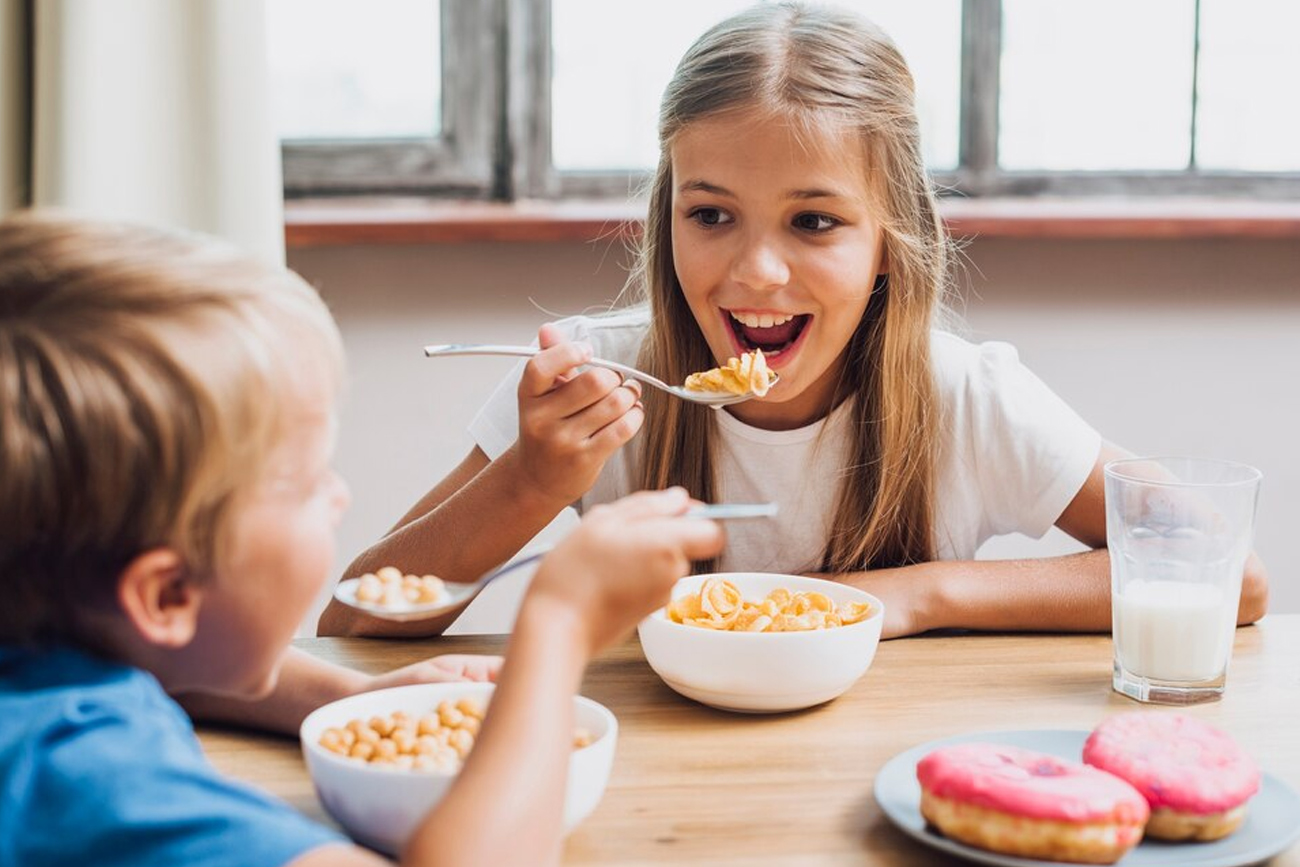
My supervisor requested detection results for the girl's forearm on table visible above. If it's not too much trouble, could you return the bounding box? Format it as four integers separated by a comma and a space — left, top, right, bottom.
850, 547, 1268, 637
840, 549, 1114, 637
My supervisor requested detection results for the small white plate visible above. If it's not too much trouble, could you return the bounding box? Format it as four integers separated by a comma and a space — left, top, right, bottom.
874, 729, 1300, 867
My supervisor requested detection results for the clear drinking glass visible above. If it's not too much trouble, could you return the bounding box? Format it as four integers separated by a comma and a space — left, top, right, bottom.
1106, 457, 1261, 704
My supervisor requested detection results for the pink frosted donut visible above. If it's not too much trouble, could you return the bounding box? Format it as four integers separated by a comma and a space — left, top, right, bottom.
1083, 712, 1260, 842
917, 743, 1149, 864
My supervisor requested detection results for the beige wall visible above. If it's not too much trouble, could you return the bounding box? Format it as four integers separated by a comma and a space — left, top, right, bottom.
290, 236, 1300, 633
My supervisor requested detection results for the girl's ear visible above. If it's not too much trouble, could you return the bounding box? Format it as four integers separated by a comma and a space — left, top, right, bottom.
117, 549, 203, 648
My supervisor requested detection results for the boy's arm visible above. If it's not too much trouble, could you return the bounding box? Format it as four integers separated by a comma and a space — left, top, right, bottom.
398, 491, 721, 867
177, 647, 500, 736
286, 603, 588, 867
399, 595, 587, 866
292, 490, 723, 867
826, 445, 1269, 638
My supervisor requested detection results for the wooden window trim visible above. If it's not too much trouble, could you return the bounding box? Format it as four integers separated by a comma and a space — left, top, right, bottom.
284, 196, 1300, 248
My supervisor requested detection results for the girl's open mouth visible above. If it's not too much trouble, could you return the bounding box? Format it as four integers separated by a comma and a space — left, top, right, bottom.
723, 310, 812, 364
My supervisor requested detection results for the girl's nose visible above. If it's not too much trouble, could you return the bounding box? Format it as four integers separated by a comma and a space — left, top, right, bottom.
731, 232, 790, 291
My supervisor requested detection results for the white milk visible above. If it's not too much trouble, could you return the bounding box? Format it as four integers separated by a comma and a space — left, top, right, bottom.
1113, 580, 1236, 683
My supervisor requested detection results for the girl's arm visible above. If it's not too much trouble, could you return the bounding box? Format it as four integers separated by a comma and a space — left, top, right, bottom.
316, 445, 570, 637
318, 326, 643, 639
834, 444, 1269, 639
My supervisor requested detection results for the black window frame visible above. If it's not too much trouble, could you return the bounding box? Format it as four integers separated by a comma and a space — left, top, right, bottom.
280, 0, 1300, 200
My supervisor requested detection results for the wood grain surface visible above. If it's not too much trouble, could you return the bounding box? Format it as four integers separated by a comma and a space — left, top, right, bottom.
200, 617, 1300, 865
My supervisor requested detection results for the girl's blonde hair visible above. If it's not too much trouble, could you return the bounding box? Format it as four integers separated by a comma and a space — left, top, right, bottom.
632, 2, 949, 572
0, 212, 344, 645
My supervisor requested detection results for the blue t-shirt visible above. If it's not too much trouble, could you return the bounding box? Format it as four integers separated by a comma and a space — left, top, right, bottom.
0, 644, 345, 867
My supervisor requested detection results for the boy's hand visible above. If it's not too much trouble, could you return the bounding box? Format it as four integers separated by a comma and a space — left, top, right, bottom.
527, 488, 726, 656
362, 654, 502, 692
510, 323, 644, 505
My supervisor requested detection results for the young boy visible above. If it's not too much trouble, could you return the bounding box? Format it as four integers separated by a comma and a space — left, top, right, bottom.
0, 213, 724, 867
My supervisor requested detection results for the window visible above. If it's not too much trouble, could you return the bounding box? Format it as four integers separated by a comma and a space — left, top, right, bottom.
548, 0, 961, 187
271, 0, 1300, 199
271, 0, 497, 196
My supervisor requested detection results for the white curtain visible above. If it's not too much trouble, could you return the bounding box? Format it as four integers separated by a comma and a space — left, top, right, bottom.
2, 0, 283, 264
0, 0, 26, 216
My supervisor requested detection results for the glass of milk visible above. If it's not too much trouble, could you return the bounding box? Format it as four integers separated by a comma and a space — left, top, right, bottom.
1106, 457, 1261, 704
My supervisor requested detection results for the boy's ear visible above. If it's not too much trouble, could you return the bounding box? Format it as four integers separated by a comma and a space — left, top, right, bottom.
117, 549, 203, 648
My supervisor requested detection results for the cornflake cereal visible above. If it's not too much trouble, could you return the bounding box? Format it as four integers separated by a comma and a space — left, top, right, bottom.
317, 698, 595, 773
667, 577, 873, 632
355, 566, 448, 609
684, 349, 774, 397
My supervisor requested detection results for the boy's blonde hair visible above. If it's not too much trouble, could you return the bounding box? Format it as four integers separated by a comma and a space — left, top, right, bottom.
633, 2, 949, 571
0, 212, 344, 646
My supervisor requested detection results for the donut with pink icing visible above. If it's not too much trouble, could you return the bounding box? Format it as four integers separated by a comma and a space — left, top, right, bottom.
917, 743, 1149, 864
1083, 712, 1260, 842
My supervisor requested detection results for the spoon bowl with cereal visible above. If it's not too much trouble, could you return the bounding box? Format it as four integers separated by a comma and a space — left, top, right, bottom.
423, 344, 778, 408
332, 554, 548, 624
332, 503, 780, 623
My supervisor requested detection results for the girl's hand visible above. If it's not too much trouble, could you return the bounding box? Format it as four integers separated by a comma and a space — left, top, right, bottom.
805, 568, 929, 639
527, 488, 726, 656
510, 323, 644, 505
361, 654, 502, 692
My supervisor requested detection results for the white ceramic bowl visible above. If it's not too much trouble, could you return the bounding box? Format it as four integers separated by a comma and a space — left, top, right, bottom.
637, 572, 885, 713
300, 682, 617, 854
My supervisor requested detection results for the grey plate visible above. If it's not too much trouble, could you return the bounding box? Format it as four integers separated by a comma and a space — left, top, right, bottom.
874, 729, 1300, 867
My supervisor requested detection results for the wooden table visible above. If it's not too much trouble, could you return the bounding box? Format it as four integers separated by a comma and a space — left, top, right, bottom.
200, 616, 1300, 865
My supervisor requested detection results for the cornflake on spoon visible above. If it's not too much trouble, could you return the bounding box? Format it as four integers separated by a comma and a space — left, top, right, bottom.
684, 349, 774, 397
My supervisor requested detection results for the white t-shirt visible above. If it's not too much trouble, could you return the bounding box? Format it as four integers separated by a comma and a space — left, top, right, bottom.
468, 309, 1101, 573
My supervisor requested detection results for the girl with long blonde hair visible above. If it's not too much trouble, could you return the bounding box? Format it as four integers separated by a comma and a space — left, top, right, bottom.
329, 2, 1267, 639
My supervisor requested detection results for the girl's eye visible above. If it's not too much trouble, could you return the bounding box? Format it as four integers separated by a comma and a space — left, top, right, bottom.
793, 213, 839, 233
688, 207, 732, 228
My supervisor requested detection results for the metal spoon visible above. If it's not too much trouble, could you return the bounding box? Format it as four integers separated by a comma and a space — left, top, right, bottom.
332, 503, 779, 623
423, 344, 778, 408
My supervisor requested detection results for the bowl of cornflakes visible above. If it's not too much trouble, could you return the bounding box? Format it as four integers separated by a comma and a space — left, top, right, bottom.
300, 682, 616, 854
637, 572, 884, 713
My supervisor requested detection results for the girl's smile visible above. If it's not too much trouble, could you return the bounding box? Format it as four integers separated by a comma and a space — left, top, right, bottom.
670, 112, 888, 430
721, 309, 813, 365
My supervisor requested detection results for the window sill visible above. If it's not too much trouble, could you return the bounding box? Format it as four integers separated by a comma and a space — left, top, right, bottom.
284, 196, 1300, 248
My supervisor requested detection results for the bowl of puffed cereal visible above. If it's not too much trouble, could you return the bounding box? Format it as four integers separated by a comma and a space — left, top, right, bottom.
637, 572, 884, 713
300, 682, 616, 854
